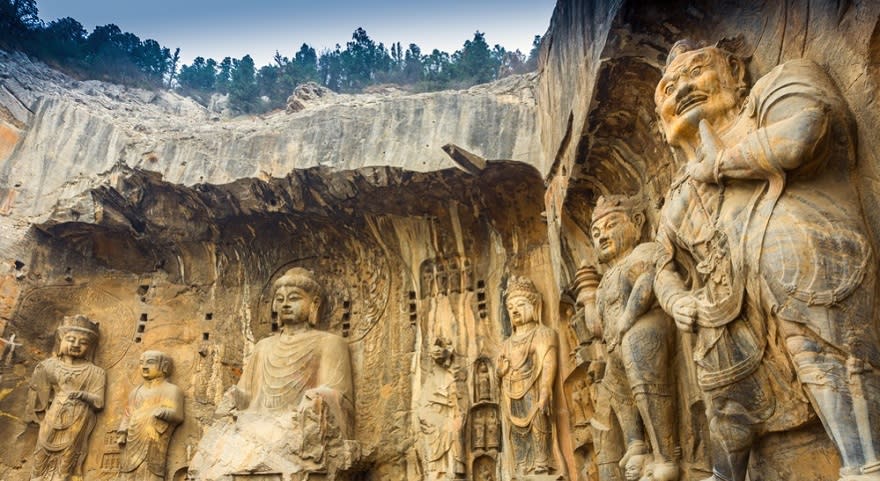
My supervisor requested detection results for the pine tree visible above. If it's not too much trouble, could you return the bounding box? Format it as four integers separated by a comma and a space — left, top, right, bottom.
178, 57, 217, 94
229, 55, 261, 113
39, 17, 86, 63
402, 43, 423, 84
216, 57, 233, 93
454, 31, 496, 85
0, 0, 39, 48
526, 35, 542, 71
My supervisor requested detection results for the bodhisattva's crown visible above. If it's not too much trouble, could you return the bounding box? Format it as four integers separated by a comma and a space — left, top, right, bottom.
591, 194, 644, 224
58, 314, 100, 337
506, 276, 541, 304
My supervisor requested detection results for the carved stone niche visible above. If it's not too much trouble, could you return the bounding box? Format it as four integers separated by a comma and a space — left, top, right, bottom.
420, 257, 475, 300
473, 454, 498, 481
469, 358, 501, 457
100, 430, 121, 474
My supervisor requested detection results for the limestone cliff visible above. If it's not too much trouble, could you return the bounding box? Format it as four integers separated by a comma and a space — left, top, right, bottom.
0, 49, 540, 221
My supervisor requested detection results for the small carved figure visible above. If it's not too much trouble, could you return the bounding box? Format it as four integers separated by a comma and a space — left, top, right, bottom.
654, 39, 880, 481
436, 260, 450, 296
421, 261, 436, 299
462, 259, 475, 292
116, 350, 184, 481
447, 257, 462, 294
188, 268, 356, 480
474, 455, 496, 481
497, 276, 559, 475
485, 409, 500, 450
476, 360, 492, 403
568, 379, 589, 427
580, 195, 680, 481
28, 315, 106, 481
473, 409, 487, 450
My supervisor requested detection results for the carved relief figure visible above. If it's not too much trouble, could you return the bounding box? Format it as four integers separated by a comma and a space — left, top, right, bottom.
497, 276, 559, 476
234, 268, 353, 417
568, 379, 589, 428
462, 259, 475, 292
28, 315, 106, 481
476, 360, 492, 403
473, 455, 496, 481
116, 350, 184, 481
472, 406, 501, 453
436, 261, 450, 295
447, 257, 462, 294
421, 261, 436, 299
653, 39, 880, 481
471, 359, 498, 454
579, 195, 680, 481
188, 268, 356, 480
418, 337, 466, 480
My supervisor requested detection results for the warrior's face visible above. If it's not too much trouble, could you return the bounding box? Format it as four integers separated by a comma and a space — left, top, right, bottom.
273, 285, 316, 327
655, 47, 743, 147
59, 331, 92, 359
591, 211, 641, 264
506, 295, 536, 327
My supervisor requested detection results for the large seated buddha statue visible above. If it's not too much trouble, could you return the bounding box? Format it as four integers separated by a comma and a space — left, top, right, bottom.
188, 268, 359, 481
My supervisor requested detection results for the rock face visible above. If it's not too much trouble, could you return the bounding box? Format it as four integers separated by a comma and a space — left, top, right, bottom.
2, 2, 880, 481
0, 50, 540, 221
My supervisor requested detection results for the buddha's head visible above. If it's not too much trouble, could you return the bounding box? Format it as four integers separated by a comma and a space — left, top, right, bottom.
272, 267, 323, 328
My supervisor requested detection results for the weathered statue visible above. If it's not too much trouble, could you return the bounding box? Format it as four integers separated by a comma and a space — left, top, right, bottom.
653, 39, 880, 481
116, 350, 184, 481
418, 337, 466, 480
188, 267, 357, 480
496, 276, 559, 476
28, 315, 106, 481
416, 255, 468, 481
579, 195, 679, 481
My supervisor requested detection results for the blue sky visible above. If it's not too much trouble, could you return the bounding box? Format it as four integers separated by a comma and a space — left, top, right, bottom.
36, 0, 557, 67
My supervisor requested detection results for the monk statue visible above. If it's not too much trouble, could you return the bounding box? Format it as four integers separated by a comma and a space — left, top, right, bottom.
418, 337, 466, 481
496, 276, 559, 476
116, 350, 184, 481
28, 315, 106, 481
579, 195, 679, 481
653, 38, 880, 481
188, 268, 358, 481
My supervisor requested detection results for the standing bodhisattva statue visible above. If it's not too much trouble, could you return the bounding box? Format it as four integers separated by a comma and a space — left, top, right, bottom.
580, 195, 680, 481
188, 267, 357, 481
28, 315, 106, 481
497, 276, 559, 476
653, 39, 880, 481
117, 350, 184, 481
